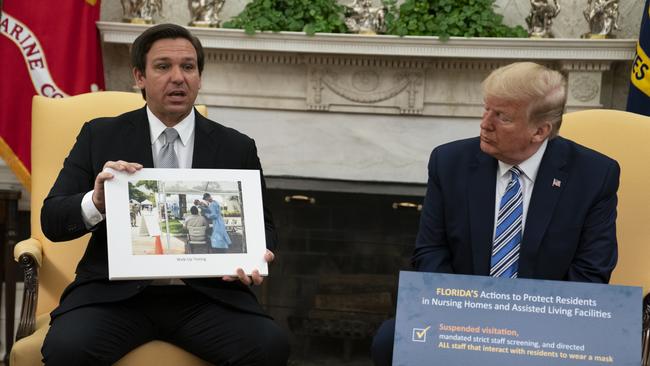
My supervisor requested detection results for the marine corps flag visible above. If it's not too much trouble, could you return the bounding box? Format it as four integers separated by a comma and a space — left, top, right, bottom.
0, 0, 105, 189
627, 0, 650, 116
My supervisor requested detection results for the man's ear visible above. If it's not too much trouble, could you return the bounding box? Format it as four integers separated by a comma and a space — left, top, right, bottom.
133, 67, 145, 89
532, 121, 552, 143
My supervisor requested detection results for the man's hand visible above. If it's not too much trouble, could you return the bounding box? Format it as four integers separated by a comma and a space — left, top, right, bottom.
92, 161, 143, 213
223, 249, 274, 286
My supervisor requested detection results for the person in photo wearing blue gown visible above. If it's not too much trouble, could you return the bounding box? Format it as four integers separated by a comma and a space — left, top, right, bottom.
203, 192, 231, 251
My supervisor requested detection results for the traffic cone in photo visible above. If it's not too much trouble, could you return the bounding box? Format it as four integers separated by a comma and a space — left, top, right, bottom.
154, 235, 164, 255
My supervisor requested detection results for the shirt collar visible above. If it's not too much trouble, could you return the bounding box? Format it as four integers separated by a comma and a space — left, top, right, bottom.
147, 106, 195, 146
497, 139, 548, 182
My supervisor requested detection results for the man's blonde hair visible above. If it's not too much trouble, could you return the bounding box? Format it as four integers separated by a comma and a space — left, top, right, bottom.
482, 62, 567, 138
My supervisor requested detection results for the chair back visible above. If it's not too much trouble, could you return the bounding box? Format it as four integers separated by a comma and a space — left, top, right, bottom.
31, 91, 208, 316
187, 225, 208, 244
560, 109, 650, 295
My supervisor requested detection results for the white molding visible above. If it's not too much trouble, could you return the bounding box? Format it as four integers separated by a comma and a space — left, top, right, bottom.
97, 21, 637, 183
97, 21, 634, 116
97, 21, 636, 61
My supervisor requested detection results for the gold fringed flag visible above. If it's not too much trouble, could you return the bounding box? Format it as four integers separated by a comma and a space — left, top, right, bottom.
0, 0, 105, 189
627, 0, 650, 116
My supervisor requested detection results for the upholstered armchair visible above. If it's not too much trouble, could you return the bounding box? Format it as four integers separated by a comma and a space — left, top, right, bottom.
11, 91, 211, 366
560, 109, 650, 365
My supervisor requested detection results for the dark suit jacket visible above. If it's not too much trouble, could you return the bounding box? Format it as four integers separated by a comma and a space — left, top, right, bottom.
41, 106, 277, 319
412, 136, 619, 283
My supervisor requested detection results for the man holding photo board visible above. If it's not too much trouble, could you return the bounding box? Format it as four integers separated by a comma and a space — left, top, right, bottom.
371, 62, 620, 366
40, 23, 289, 365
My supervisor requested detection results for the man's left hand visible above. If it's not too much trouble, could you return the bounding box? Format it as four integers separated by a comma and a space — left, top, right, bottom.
222, 249, 274, 286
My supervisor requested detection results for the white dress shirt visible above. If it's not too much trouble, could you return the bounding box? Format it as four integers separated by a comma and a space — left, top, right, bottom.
148, 107, 195, 169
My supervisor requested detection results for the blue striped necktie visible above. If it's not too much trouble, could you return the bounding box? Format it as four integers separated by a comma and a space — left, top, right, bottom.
490, 166, 523, 278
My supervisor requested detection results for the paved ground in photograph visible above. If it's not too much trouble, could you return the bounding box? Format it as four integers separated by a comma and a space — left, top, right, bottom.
131, 213, 187, 255
129, 213, 244, 255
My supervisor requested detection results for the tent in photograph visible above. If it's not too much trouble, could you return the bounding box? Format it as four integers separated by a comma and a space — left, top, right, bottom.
140, 199, 154, 211
162, 181, 240, 195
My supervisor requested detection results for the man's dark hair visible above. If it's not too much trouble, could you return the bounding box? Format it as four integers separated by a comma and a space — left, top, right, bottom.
131, 23, 205, 98
203, 193, 211, 200
190, 206, 199, 215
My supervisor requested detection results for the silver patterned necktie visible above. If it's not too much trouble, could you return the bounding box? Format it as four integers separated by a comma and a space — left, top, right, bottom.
158, 128, 179, 168
490, 166, 523, 278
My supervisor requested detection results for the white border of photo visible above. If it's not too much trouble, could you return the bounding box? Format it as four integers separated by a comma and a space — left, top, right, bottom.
104, 168, 268, 280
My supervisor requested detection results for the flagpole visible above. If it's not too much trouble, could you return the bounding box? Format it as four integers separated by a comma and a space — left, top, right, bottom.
626, 0, 650, 116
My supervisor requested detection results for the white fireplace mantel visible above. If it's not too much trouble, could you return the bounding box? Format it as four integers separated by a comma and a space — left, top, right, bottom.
97, 22, 637, 185
98, 21, 635, 117
98, 21, 635, 61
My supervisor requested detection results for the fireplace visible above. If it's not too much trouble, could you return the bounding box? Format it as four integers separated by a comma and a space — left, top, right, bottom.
256, 178, 425, 363
89, 22, 638, 364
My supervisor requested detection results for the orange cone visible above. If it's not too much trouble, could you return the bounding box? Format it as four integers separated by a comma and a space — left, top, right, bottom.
154, 235, 164, 255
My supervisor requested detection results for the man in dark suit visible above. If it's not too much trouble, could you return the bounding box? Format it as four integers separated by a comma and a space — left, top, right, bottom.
371, 62, 619, 365
40, 23, 289, 366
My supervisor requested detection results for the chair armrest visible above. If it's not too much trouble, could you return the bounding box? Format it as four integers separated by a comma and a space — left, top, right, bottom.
14, 238, 42, 340
14, 237, 43, 267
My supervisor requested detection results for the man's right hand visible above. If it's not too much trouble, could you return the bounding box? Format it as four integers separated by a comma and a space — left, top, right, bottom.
92, 161, 143, 213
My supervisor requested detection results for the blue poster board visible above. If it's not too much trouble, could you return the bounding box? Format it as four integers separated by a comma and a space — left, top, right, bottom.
394, 271, 641, 366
